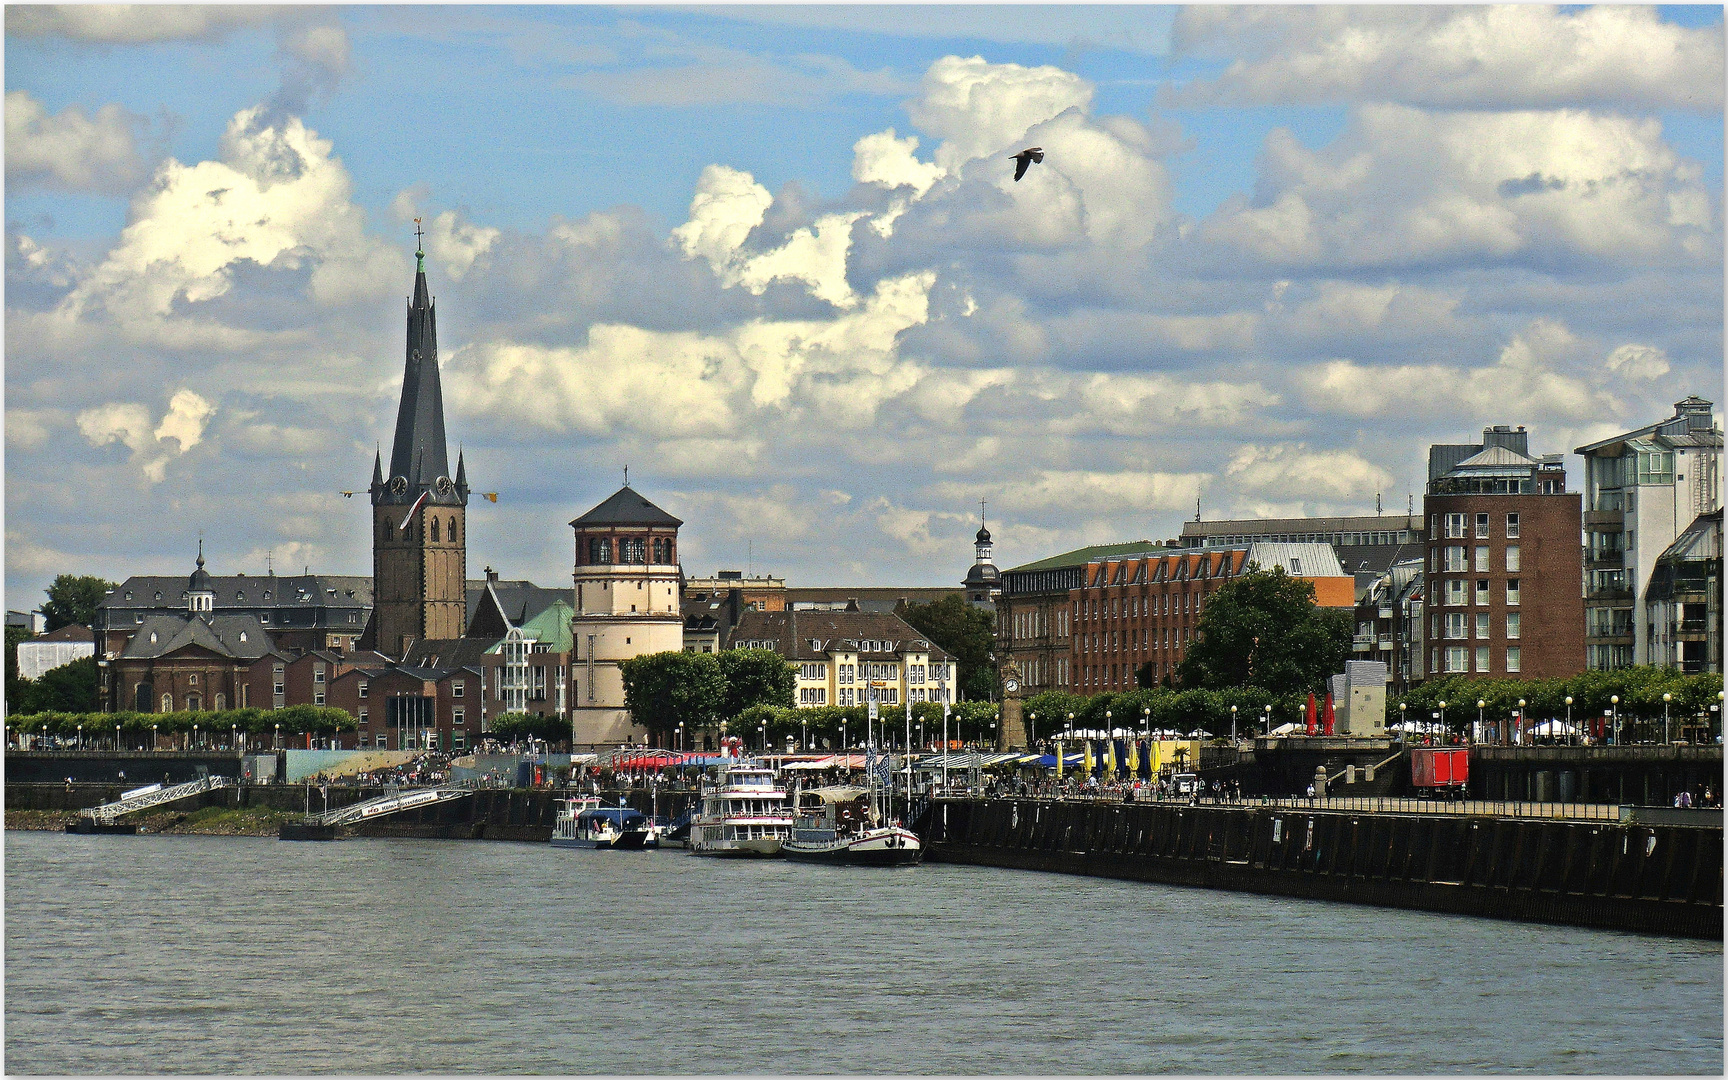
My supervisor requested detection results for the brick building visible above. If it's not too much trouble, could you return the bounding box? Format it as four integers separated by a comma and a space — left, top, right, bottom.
998, 541, 1169, 694
1422, 426, 1584, 681
1070, 543, 1352, 694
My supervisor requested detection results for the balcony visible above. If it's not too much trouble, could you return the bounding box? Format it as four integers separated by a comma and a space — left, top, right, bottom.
1352, 635, 1373, 652
1585, 551, 1624, 569
1583, 509, 1624, 529
1586, 586, 1633, 602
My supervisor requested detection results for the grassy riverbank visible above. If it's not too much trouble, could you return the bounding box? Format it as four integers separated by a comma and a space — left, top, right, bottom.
6, 805, 298, 836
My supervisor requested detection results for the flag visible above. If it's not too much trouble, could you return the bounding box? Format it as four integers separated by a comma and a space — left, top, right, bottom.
483, 492, 499, 503
399, 490, 430, 532
875, 753, 894, 787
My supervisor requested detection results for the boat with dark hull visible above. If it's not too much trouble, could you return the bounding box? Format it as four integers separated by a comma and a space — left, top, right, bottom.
551, 798, 653, 850
782, 785, 922, 866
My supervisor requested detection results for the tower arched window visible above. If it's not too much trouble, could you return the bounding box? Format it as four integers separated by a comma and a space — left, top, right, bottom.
161, 693, 172, 713
589, 538, 612, 565
622, 537, 646, 564
448, 517, 457, 544
431, 517, 440, 542
381, 518, 392, 541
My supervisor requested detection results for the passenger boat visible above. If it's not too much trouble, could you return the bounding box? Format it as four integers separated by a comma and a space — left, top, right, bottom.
551, 797, 653, 850
782, 785, 922, 866
687, 764, 793, 857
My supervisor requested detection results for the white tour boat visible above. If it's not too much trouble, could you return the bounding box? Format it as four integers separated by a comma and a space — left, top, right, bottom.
782, 785, 922, 866
687, 764, 793, 857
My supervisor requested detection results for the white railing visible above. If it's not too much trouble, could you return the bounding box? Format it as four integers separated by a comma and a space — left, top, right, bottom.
81, 775, 231, 824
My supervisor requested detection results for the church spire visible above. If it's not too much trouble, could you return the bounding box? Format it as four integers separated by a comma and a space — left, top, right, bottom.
380, 225, 458, 506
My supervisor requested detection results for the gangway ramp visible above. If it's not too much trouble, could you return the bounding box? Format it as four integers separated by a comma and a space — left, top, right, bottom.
314, 785, 472, 827
81, 775, 231, 824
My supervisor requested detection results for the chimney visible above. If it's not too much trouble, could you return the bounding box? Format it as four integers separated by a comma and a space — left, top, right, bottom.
845, 598, 860, 612
485, 565, 499, 584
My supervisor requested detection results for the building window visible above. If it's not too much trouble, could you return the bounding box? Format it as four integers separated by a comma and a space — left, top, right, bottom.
589, 538, 612, 564
621, 537, 646, 564
1506, 646, 1521, 673
1474, 546, 1489, 572
1445, 580, 1466, 606
359, 680, 369, 699
1475, 646, 1490, 673
1507, 579, 1520, 606
1475, 513, 1489, 539
1475, 580, 1490, 606
1505, 513, 1520, 539
1476, 613, 1490, 640
314, 692, 325, 706
313, 666, 325, 685
188, 672, 199, 685
1505, 545, 1521, 572
1506, 612, 1521, 639
448, 518, 457, 544
1443, 546, 1466, 572
1445, 646, 1467, 673
161, 693, 173, 712
358, 707, 368, 725
454, 708, 464, 726
1445, 513, 1466, 539
453, 680, 464, 698
430, 517, 440, 542
1446, 613, 1467, 639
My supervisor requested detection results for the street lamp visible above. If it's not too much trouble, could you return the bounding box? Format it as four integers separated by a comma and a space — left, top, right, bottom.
1262, 704, 1271, 736
1663, 692, 1672, 745
801, 716, 808, 752
1230, 704, 1238, 743
1564, 696, 1574, 746
1477, 700, 1486, 745
115, 724, 120, 752
77, 724, 83, 749
151, 723, 158, 751
1065, 712, 1074, 738
1141, 706, 1150, 737
232, 723, 238, 752
274, 723, 280, 749
1516, 699, 1526, 746
757, 722, 766, 753
1399, 702, 1407, 738
193, 723, 199, 751
1438, 701, 1447, 743
1610, 695, 1619, 745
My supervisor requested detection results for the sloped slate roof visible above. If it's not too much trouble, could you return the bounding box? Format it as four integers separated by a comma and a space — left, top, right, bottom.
730, 609, 953, 662
464, 579, 565, 627
1006, 541, 1166, 574
569, 486, 682, 528
402, 637, 501, 670
120, 614, 277, 661
1449, 444, 1540, 470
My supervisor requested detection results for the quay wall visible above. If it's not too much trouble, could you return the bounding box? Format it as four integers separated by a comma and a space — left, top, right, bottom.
918, 798, 1723, 940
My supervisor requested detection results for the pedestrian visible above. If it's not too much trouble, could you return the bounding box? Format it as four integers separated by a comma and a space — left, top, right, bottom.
1306, 782, 1316, 802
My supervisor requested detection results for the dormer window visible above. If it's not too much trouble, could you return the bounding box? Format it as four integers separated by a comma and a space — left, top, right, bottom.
153, 592, 161, 601
239, 632, 248, 642
124, 592, 133, 601
262, 591, 271, 600
148, 632, 158, 643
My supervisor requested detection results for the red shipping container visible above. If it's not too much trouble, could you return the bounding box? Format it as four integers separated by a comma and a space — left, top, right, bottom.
1411, 747, 1469, 788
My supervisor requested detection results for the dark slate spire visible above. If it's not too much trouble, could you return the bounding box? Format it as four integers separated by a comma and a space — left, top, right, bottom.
370, 448, 384, 495
454, 449, 468, 497
379, 229, 463, 506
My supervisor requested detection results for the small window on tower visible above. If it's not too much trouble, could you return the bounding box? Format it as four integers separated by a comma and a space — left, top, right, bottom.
431, 518, 440, 542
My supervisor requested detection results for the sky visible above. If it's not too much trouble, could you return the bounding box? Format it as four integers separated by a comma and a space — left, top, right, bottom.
5, 3, 1724, 610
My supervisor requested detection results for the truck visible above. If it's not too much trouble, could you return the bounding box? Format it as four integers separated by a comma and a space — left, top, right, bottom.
1410, 747, 1468, 800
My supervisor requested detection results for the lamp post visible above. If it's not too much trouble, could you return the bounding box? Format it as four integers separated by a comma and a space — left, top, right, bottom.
151, 723, 158, 752
841, 721, 847, 752
1564, 696, 1574, 746
1399, 702, 1406, 739
1438, 701, 1447, 744
115, 724, 120, 752
758, 722, 766, 754
1610, 695, 1619, 746
1105, 710, 1113, 737
1477, 700, 1486, 745
77, 724, 83, 750
1230, 704, 1237, 743
676, 722, 685, 753
193, 723, 199, 752
1262, 703, 1271, 736
1516, 699, 1526, 746
1066, 713, 1075, 739
274, 723, 280, 750
1663, 692, 1672, 745
1141, 706, 1150, 737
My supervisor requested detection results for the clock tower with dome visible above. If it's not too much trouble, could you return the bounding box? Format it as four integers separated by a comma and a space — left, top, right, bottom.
363, 233, 470, 660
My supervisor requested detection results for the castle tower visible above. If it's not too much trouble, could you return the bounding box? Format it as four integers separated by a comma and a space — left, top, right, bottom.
367, 234, 469, 659
569, 484, 684, 747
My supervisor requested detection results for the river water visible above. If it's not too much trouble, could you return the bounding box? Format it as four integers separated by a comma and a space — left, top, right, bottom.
5, 830, 1721, 1074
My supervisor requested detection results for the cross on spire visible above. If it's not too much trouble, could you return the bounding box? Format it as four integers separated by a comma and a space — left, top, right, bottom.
623, 464, 629, 487
980, 497, 986, 525
414, 217, 424, 253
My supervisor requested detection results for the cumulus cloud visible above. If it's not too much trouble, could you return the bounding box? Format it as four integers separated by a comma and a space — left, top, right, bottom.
1604, 343, 1672, 381
909, 55, 1093, 171
391, 190, 500, 282
5, 90, 149, 193
75, 389, 214, 482
1169, 5, 1724, 112
1226, 444, 1395, 502
852, 129, 945, 197
57, 105, 389, 331
1201, 104, 1718, 270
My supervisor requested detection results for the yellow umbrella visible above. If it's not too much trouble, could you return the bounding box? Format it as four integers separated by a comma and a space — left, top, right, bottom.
1082, 740, 1094, 778
1054, 739, 1063, 780
1102, 739, 1115, 782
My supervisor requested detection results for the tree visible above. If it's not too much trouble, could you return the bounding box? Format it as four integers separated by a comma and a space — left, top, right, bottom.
1175, 567, 1351, 696
13, 656, 100, 713
41, 575, 116, 633
717, 648, 794, 719
5, 625, 30, 714
900, 595, 996, 700
490, 713, 570, 747
620, 651, 725, 738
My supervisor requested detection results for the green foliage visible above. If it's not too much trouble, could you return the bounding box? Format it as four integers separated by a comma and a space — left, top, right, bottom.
10, 655, 100, 714
620, 651, 725, 736
489, 713, 571, 745
6, 624, 32, 713
41, 574, 116, 633
1391, 667, 1725, 738
1175, 567, 1351, 696
716, 648, 794, 717
6, 706, 355, 738
719, 699, 1000, 750
899, 595, 996, 701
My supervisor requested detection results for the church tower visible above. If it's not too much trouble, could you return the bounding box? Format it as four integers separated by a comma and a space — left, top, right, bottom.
368, 232, 470, 659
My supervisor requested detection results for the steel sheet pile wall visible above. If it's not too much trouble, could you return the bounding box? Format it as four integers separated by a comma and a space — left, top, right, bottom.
920, 799, 1721, 939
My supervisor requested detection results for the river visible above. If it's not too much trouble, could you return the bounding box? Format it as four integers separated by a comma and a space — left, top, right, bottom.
5, 831, 1721, 1074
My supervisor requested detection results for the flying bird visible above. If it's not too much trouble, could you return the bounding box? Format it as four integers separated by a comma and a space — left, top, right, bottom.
1011, 147, 1044, 182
